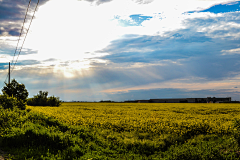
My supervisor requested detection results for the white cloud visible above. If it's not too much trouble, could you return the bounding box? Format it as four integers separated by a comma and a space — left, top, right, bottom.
1, 0, 239, 78
221, 48, 240, 55
8, 0, 237, 57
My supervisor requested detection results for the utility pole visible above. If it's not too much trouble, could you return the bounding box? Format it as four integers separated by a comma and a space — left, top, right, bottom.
8, 62, 10, 84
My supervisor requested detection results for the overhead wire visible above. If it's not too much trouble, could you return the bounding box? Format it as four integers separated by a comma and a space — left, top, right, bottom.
11, 0, 32, 65
11, 0, 40, 75
1, 0, 38, 90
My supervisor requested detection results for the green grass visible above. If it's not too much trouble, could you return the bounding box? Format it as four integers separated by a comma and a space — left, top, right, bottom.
1, 106, 240, 159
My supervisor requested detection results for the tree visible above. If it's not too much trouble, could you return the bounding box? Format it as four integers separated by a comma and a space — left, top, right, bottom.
34, 91, 48, 106
1, 79, 29, 110
2, 79, 29, 102
27, 91, 61, 107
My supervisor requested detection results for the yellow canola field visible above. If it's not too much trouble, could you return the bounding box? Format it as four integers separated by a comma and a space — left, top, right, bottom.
27, 103, 240, 136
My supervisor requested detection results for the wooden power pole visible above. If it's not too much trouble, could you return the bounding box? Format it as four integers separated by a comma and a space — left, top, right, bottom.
8, 62, 10, 84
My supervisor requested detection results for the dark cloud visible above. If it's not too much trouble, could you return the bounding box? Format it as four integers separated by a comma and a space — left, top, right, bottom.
104, 88, 240, 101
0, 0, 49, 37
14, 59, 41, 66
0, 3, 24, 21
0, 0, 49, 21
0, 60, 41, 73
0, 46, 38, 61
100, 30, 214, 63
92, 11, 240, 88
0, 63, 10, 70
2, 61, 239, 101
8, 28, 20, 36
0, 60, 41, 72
105, 10, 240, 61
0, 27, 20, 36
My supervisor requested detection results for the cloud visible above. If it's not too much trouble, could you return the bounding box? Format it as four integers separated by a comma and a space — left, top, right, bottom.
103, 88, 240, 101
99, 29, 214, 63
1, 0, 240, 101
13, 59, 41, 66
0, 0, 49, 37
114, 14, 153, 27
81, 9, 240, 100
134, 0, 154, 4
83, 0, 155, 6
99, 10, 240, 61
84, 0, 113, 5
193, 1, 240, 14
221, 48, 240, 55
0, 63, 9, 70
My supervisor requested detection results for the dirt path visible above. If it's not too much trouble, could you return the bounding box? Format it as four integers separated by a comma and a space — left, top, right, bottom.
0, 149, 12, 160
0, 149, 5, 160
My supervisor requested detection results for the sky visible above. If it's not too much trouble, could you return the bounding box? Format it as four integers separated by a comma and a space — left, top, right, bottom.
0, 0, 240, 101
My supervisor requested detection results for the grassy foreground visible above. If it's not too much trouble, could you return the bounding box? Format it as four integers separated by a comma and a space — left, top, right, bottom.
1, 103, 240, 159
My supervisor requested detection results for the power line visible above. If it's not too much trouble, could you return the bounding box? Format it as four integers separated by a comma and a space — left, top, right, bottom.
2, 0, 32, 90
11, 0, 40, 75
2, 0, 39, 90
11, 0, 32, 65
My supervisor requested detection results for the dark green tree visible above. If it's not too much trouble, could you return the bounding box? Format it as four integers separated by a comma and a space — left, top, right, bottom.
34, 91, 48, 106
1, 79, 29, 110
2, 79, 29, 102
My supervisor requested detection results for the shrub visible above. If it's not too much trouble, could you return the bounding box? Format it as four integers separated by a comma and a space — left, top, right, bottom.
48, 96, 61, 107
27, 91, 62, 107
0, 94, 17, 110
16, 99, 27, 110
0, 94, 27, 110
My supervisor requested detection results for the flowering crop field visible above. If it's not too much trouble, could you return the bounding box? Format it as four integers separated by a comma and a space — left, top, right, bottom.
27, 103, 240, 136
2, 103, 240, 159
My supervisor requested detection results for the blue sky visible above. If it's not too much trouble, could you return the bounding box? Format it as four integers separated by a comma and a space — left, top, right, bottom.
0, 0, 240, 101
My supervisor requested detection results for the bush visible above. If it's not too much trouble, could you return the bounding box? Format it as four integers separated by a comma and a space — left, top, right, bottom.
0, 94, 27, 110
48, 96, 61, 107
27, 91, 62, 107
16, 99, 27, 110
0, 94, 17, 110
